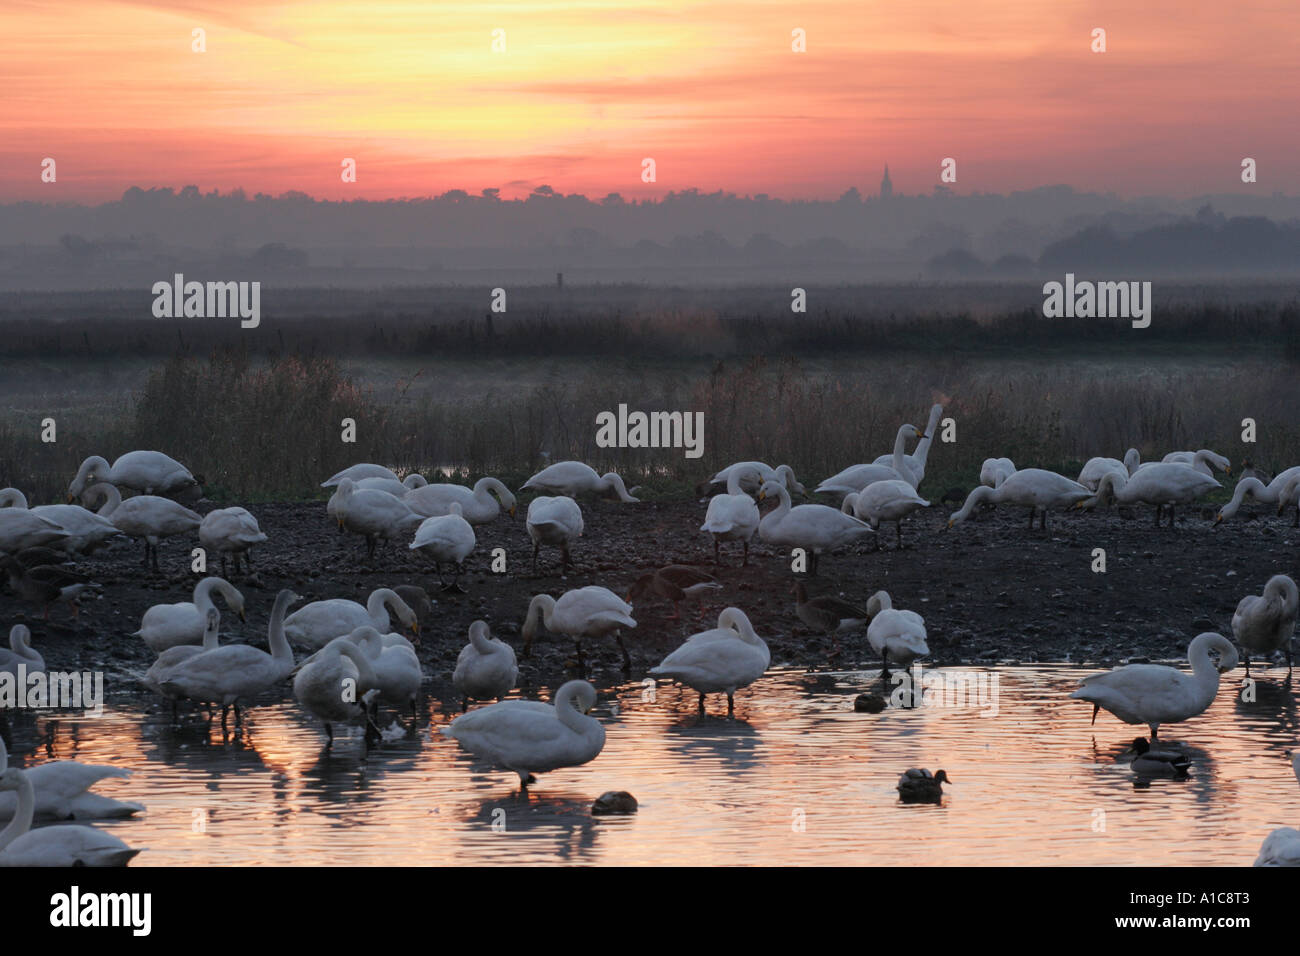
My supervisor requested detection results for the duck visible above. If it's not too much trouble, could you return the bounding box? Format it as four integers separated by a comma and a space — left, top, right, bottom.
0, 508, 68, 553
405, 477, 516, 523
282, 587, 418, 650
627, 565, 722, 619
794, 582, 867, 659
525, 495, 583, 572
334, 478, 424, 559
840, 479, 929, 549
1087, 463, 1220, 527
1255, 828, 1300, 866
292, 635, 380, 746
816, 424, 926, 495
758, 480, 873, 574
979, 457, 1016, 489
409, 504, 476, 591
867, 591, 928, 680
0, 768, 141, 866
1158, 449, 1231, 477
0, 488, 122, 555
1215, 466, 1300, 522
1069, 632, 1238, 741
453, 620, 519, 711
1077, 449, 1141, 491
0, 734, 142, 821
709, 462, 804, 497
699, 468, 761, 566
67, 450, 195, 499
897, 768, 951, 803
522, 586, 637, 668
0, 625, 43, 681
143, 606, 222, 709
442, 679, 604, 790
80, 482, 201, 570
1124, 737, 1191, 777
1232, 574, 1299, 678
870, 404, 945, 485
0, 557, 98, 620
648, 607, 770, 715
352, 473, 428, 498
949, 468, 1091, 532
521, 461, 639, 502
133, 576, 246, 653
198, 507, 268, 576
158, 589, 301, 728
320, 463, 399, 487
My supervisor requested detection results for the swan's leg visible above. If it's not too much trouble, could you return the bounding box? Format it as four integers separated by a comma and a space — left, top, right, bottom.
324, 722, 334, 747
1026, 509, 1035, 530
1149, 724, 1159, 743
881, 647, 890, 682
561, 542, 573, 571
1152, 506, 1161, 527
1089, 703, 1098, 725
727, 692, 735, 716
1244, 656, 1251, 678
896, 521, 904, 549
532, 542, 540, 574
220, 704, 229, 734
616, 630, 631, 671
742, 540, 749, 567
698, 692, 706, 714
219, 553, 228, 578
1168, 504, 1176, 528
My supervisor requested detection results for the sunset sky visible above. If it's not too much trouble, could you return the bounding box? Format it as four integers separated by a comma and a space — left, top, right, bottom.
0, 0, 1293, 202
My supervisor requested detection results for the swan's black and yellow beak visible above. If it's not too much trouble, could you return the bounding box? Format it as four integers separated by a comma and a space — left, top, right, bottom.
1214, 513, 1223, 523
238, 609, 247, 622
410, 621, 420, 637
1225, 465, 1232, 476
508, 505, 516, 518
918, 432, 929, 440
66, 493, 77, 504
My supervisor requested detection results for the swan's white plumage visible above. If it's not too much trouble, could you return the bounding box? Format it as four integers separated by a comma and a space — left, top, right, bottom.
405, 477, 515, 523
0, 768, 140, 866
283, 587, 417, 649
758, 480, 872, 554
817, 424, 924, 495
522, 461, 639, 501
1232, 574, 1298, 662
68, 450, 195, 498
321, 463, 399, 487
453, 620, 519, 703
649, 607, 770, 706
134, 576, 245, 653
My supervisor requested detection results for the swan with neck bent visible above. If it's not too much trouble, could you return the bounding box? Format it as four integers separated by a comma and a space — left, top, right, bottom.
870, 404, 945, 485
0, 735, 142, 821
840, 479, 929, 549
352, 473, 427, 498
0, 768, 141, 866
1157, 449, 1231, 477
158, 589, 300, 726
82, 482, 201, 569
292, 634, 380, 744
526, 495, 583, 572
1069, 632, 1238, 741
758, 479, 872, 574
334, 478, 424, 558
442, 679, 604, 788
410, 503, 476, 591
700, 468, 761, 566
866, 591, 928, 680
709, 462, 804, 496
0, 508, 68, 553
0, 487, 122, 555
1214, 466, 1300, 522
649, 607, 769, 715
144, 606, 222, 705
453, 620, 519, 710
522, 586, 636, 667
1232, 574, 1299, 677
522, 461, 639, 502
979, 457, 1016, 489
1087, 463, 1220, 527
0, 625, 43, 680
199, 507, 268, 576
321, 463, 399, 488
134, 576, 246, 653
816, 424, 927, 495
283, 587, 418, 649
950, 468, 1092, 532
68, 450, 195, 499
1078, 449, 1141, 491
1278, 472, 1300, 526
405, 476, 516, 523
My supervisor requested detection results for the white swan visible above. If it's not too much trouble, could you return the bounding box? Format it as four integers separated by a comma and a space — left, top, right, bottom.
1255, 828, 1300, 866
321, 463, 399, 487
758, 480, 872, 574
1232, 574, 1299, 677
405, 477, 516, 523
949, 468, 1092, 531
442, 679, 604, 788
1078, 449, 1141, 491
700, 468, 760, 566
198, 507, 267, 575
410, 503, 476, 590
350, 625, 422, 713
453, 620, 519, 709
710, 462, 804, 496
522, 586, 637, 667
521, 461, 639, 502
292, 635, 380, 744
68, 450, 195, 499
143, 606, 222, 706
82, 482, 201, 569
334, 478, 424, 557
816, 424, 926, 495
283, 587, 418, 650
840, 479, 929, 548
0, 768, 140, 866
353, 473, 427, 498
1089, 463, 1220, 527
1280, 472, 1300, 525
158, 589, 300, 726
0, 733, 142, 821
133, 576, 245, 653
648, 607, 770, 715
0, 488, 122, 555
871, 404, 945, 485
979, 457, 1016, 489
0, 508, 68, 553
1158, 449, 1231, 477
526, 495, 583, 572
866, 591, 928, 679
0, 625, 43, 680
1215, 467, 1300, 522
1070, 632, 1238, 740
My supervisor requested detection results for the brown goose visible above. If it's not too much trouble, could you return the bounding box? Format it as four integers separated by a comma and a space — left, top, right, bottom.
1, 557, 99, 620
626, 566, 722, 619
793, 582, 868, 658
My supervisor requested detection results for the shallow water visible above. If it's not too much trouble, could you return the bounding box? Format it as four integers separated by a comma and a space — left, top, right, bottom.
3, 665, 1296, 865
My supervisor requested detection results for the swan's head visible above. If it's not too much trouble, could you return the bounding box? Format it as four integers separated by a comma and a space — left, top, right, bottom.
1193, 632, 1239, 673
10, 624, 32, 649
905, 424, 928, 441
756, 479, 784, 502
555, 679, 598, 714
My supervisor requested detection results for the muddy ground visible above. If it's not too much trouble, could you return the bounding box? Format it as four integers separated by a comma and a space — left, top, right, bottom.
5, 495, 1299, 707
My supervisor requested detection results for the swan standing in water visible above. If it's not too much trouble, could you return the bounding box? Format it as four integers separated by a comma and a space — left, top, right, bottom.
1255, 828, 1300, 866
840, 479, 929, 549
649, 607, 770, 715
757, 480, 872, 575
198, 507, 268, 576
409, 503, 476, 591
282, 587, 418, 649
405, 477, 516, 523
453, 620, 519, 711
1087, 463, 1220, 527
292, 634, 381, 746
0, 487, 122, 555
816, 424, 926, 495
81, 482, 201, 570
949, 468, 1091, 532
708, 462, 804, 497
871, 404, 945, 486
525, 495, 583, 572
0, 736, 142, 821
700, 468, 760, 566
1214, 466, 1300, 522
0, 768, 141, 866
1070, 632, 1238, 741
321, 463, 399, 487
866, 591, 928, 682
522, 462, 639, 502
144, 607, 223, 711
442, 679, 604, 789
159, 589, 301, 729
522, 586, 637, 668
1232, 574, 1299, 678
68, 450, 195, 499
0, 624, 44, 681
134, 576, 246, 653
979, 457, 1016, 489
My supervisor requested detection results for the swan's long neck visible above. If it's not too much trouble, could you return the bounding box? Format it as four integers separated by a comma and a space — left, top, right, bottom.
0, 773, 35, 851
765, 485, 792, 522
1123, 448, 1140, 474
268, 593, 296, 665
336, 642, 378, 689
1269, 576, 1300, 617
892, 427, 911, 471
478, 477, 514, 510
718, 608, 760, 644
93, 484, 122, 516
840, 493, 859, 515
553, 682, 595, 732
0, 488, 28, 509
525, 595, 557, 637
914, 405, 943, 467
1221, 477, 1266, 518
867, 591, 892, 616
10, 627, 36, 662
602, 472, 639, 503
1187, 635, 1227, 695
367, 588, 399, 626
952, 486, 994, 523
1095, 472, 1127, 505
201, 613, 220, 651
468, 622, 494, 654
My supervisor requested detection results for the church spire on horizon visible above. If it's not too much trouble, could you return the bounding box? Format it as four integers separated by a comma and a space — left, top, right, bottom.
880, 164, 893, 199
